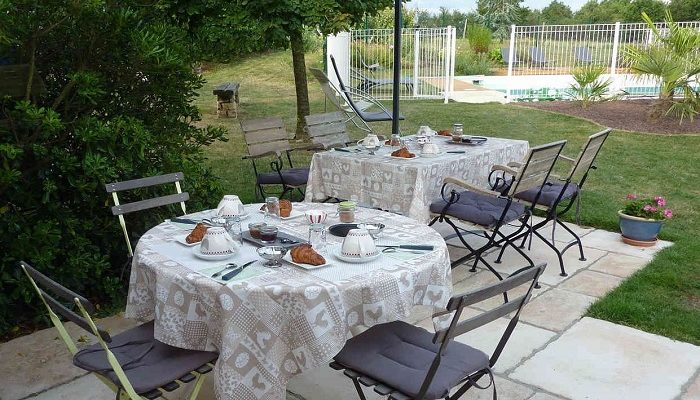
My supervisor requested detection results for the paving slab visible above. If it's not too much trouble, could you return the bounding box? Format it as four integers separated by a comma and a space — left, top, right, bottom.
528, 392, 569, 400
453, 375, 534, 400
452, 270, 550, 311
579, 229, 672, 258
30, 374, 114, 400
519, 289, 596, 332
558, 270, 623, 298
511, 317, 700, 400
0, 314, 137, 400
588, 252, 649, 278
287, 364, 384, 400
681, 372, 700, 400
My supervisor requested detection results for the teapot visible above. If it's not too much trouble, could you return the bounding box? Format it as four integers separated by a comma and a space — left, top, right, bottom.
357, 134, 382, 149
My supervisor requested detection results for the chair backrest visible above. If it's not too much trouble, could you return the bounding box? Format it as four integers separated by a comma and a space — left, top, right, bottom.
105, 172, 188, 257
240, 117, 292, 157
330, 55, 363, 114
574, 46, 592, 62
305, 112, 349, 149
501, 47, 517, 63
20, 261, 144, 399
507, 140, 567, 199
568, 128, 611, 185
20, 261, 111, 354
309, 68, 346, 111
413, 264, 546, 399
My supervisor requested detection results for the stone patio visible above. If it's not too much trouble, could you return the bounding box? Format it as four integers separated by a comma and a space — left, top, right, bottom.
4, 220, 696, 400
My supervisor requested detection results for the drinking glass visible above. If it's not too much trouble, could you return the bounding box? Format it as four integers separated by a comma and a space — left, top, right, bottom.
308, 224, 327, 251
264, 196, 280, 224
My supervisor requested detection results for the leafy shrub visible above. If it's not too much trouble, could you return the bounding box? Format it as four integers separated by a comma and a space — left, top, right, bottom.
567, 65, 612, 107
455, 50, 494, 75
0, 2, 226, 337
467, 24, 492, 54
489, 47, 503, 63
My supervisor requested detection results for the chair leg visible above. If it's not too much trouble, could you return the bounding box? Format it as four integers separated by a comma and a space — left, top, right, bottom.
532, 229, 567, 277
351, 377, 368, 400
187, 371, 207, 400
557, 218, 587, 262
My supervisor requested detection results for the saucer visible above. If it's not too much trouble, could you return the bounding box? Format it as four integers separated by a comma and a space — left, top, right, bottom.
193, 245, 235, 261
334, 249, 381, 263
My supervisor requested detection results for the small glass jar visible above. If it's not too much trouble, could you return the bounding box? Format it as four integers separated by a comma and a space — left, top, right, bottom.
248, 222, 267, 239
388, 133, 403, 147
338, 201, 357, 223
453, 123, 464, 136
265, 196, 280, 217
260, 225, 279, 244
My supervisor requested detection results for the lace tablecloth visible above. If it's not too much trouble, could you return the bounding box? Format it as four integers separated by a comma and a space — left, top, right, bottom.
304, 136, 529, 222
125, 202, 452, 400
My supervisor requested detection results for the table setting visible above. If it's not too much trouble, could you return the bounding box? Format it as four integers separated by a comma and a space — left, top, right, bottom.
304, 125, 529, 222
125, 196, 452, 400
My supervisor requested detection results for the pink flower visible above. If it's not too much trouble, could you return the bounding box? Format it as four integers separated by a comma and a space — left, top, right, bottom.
627, 193, 637, 200
643, 205, 652, 212
663, 209, 673, 219
655, 196, 666, 207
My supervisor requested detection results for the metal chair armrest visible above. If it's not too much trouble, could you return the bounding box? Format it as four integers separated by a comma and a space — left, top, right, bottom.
242, 151, 282, 160
506, 161, 522, 168
443, 177, 502, 198
491, 164, 519, 176
344, 87, 392, 115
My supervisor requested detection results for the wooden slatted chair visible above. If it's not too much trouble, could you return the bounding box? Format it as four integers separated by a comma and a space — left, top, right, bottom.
105, 172, 189, 259
329, 264, 546, 400
240, 117, 310, 200
490, 129, 612, 276
305, 111, 353, 150
20, 261, 217, 400
428, 141, 566, 283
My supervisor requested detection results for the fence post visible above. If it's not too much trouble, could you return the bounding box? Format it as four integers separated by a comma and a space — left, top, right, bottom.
443, 26, 452, 104
610, 21, 621, 76
450, 26, 457, 96
507, 24, 516, 101
413, 30, 420, 97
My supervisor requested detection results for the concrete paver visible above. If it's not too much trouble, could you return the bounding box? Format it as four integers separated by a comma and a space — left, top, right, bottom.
558, 270, 623, 298
681, 372, 700, 400
579, 229, 672, 258
519, 289, 596, 332
587, 252, 648, 278
511, 318, 700, 400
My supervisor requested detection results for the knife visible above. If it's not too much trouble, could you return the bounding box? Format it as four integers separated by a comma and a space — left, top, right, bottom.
170, 217, 200, 225
446, 151, 465, 154
221, 260, 257, 281
377, 245, 434, 251
335, 147, 352, 152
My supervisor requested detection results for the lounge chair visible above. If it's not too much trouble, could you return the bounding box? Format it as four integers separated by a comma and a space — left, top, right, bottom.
351, 67, 414, 93
329, 55, 405, 129
529, 47, 548, 67
309, 68, 373, 133
574, 46, 594, 64
501, 47, 521, 66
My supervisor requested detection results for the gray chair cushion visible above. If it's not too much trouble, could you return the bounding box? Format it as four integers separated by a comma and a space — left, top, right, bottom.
430, 191, 526, 228
356, 109, 405, 122
73, 321, 217, 394
515, 182, 579, 208
334, 321, 489, 399
257, 167, 309, 186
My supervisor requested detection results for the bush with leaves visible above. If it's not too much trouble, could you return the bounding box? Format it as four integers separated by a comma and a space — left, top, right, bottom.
567, 65, 613, 107
455, 49, 494, 75
0, 1, 226, 337
467, 24, 493, 54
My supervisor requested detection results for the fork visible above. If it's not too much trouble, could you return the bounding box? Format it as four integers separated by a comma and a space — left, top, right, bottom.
211, 263, 237, 278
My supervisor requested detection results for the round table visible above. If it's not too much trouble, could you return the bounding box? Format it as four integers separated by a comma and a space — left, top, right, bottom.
125, 202, 452, 400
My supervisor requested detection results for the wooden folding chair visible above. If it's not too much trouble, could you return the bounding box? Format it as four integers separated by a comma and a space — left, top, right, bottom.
330, 264, 546, 400
305, 111, 353, 150
20, 261, 217, 400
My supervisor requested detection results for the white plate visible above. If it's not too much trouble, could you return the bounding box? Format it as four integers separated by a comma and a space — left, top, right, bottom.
387, 154, 419, 160
334, 249, 381, 263
192, 245, 236, 261
420, 152, 441, 158
257, 209, 304, 220
175, 234, 199, 247
283, 252, 332, 270
212, 212, 250, 220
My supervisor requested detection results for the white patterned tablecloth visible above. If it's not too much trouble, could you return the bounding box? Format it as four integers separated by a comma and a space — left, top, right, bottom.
304, 136, 529, 222
125, 203, 452, 400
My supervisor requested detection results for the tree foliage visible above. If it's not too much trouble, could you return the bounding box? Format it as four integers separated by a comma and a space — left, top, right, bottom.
0, 0, 226, 336
541, 1, 574, 24
477, 0, 523, 41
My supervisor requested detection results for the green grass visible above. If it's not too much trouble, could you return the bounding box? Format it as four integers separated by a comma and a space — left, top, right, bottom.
197, 49, 700, 345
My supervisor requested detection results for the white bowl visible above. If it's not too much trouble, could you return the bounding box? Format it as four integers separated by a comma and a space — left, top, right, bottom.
341, 228, 378, 259
200, 227, 237, 255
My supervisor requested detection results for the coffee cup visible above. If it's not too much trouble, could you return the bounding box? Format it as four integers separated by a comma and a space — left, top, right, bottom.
217, 195, 244, 217
357, 134, 381, 149
421, 142, 440, 156
200, 227, 237, 255
341, 228, 378, 259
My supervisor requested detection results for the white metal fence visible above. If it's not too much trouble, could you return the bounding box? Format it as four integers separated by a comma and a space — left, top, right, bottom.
506, 21, 700, 76
327, 27, 457, 102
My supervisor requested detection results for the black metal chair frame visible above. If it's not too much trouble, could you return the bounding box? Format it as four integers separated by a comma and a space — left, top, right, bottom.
491, 129, 611, 277
241, 117, 310, 201
330, 264, 546, 400
428, 141, 566, 285
19, 261, 216, 400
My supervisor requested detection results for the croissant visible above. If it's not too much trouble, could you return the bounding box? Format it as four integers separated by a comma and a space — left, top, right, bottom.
438, 129, 451, 136
291, 244, 326, 266
391, 147, 415, 158
186, 223, 208, 244
279, 199, 292, 217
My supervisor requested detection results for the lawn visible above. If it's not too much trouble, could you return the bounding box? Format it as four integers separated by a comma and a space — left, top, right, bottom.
196, 49, 700, 345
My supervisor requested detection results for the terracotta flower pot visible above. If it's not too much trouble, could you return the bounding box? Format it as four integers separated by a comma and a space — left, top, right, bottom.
618, 210, 663, 247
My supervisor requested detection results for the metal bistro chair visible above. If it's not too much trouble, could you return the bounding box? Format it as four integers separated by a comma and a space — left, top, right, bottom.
329, 55, 405, 131
19, 261, 217, 400
240, 117, 310, 200
309, 67, 373, 133
491, 129, 612, 276
305, 111, 353, 150
428, 141, 566, 283
106, 172, 189, 272
329, 264, 546, 400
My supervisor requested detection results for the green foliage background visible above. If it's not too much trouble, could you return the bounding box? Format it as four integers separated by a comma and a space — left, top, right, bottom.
0, 1, 228, 336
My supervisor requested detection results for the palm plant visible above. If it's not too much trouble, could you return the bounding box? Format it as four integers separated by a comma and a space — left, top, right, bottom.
624, 11, 700, 121
567, 65, 612, 107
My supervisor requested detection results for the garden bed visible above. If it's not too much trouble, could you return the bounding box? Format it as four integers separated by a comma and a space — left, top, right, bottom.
519, 100, 700, 135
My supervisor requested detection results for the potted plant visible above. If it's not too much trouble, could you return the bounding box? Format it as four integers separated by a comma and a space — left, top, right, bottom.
619, 194, 673, 246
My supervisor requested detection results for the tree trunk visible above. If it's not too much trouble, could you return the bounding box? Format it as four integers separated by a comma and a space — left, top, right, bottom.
289, 29, 310, 140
